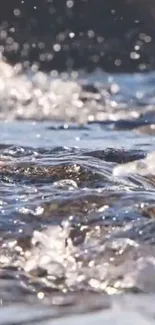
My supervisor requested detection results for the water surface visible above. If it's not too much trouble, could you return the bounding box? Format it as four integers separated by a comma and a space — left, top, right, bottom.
0, 62, 155, 323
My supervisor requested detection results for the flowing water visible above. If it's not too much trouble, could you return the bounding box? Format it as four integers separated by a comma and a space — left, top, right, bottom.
1, 61, 155, 323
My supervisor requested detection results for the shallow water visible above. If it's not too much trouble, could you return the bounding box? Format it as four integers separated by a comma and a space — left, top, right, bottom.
1, 62, 155, 323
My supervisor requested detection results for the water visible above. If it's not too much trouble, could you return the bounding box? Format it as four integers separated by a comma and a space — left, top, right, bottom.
1, 61, 155, 323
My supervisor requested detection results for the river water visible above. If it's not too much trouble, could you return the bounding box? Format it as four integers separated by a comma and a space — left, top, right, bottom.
1, 61, 155, 323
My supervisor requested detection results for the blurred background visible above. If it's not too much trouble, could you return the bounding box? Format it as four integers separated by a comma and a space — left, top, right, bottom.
0, 0, 155, 73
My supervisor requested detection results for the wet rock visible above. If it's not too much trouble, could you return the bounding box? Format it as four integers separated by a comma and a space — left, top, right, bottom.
0, 161, 109, 188
40, 191, 121, 220
85, 149, 145, 164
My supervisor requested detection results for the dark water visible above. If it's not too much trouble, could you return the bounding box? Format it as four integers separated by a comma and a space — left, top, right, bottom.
2, 0, 155, 73
0, 62, 155, 323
